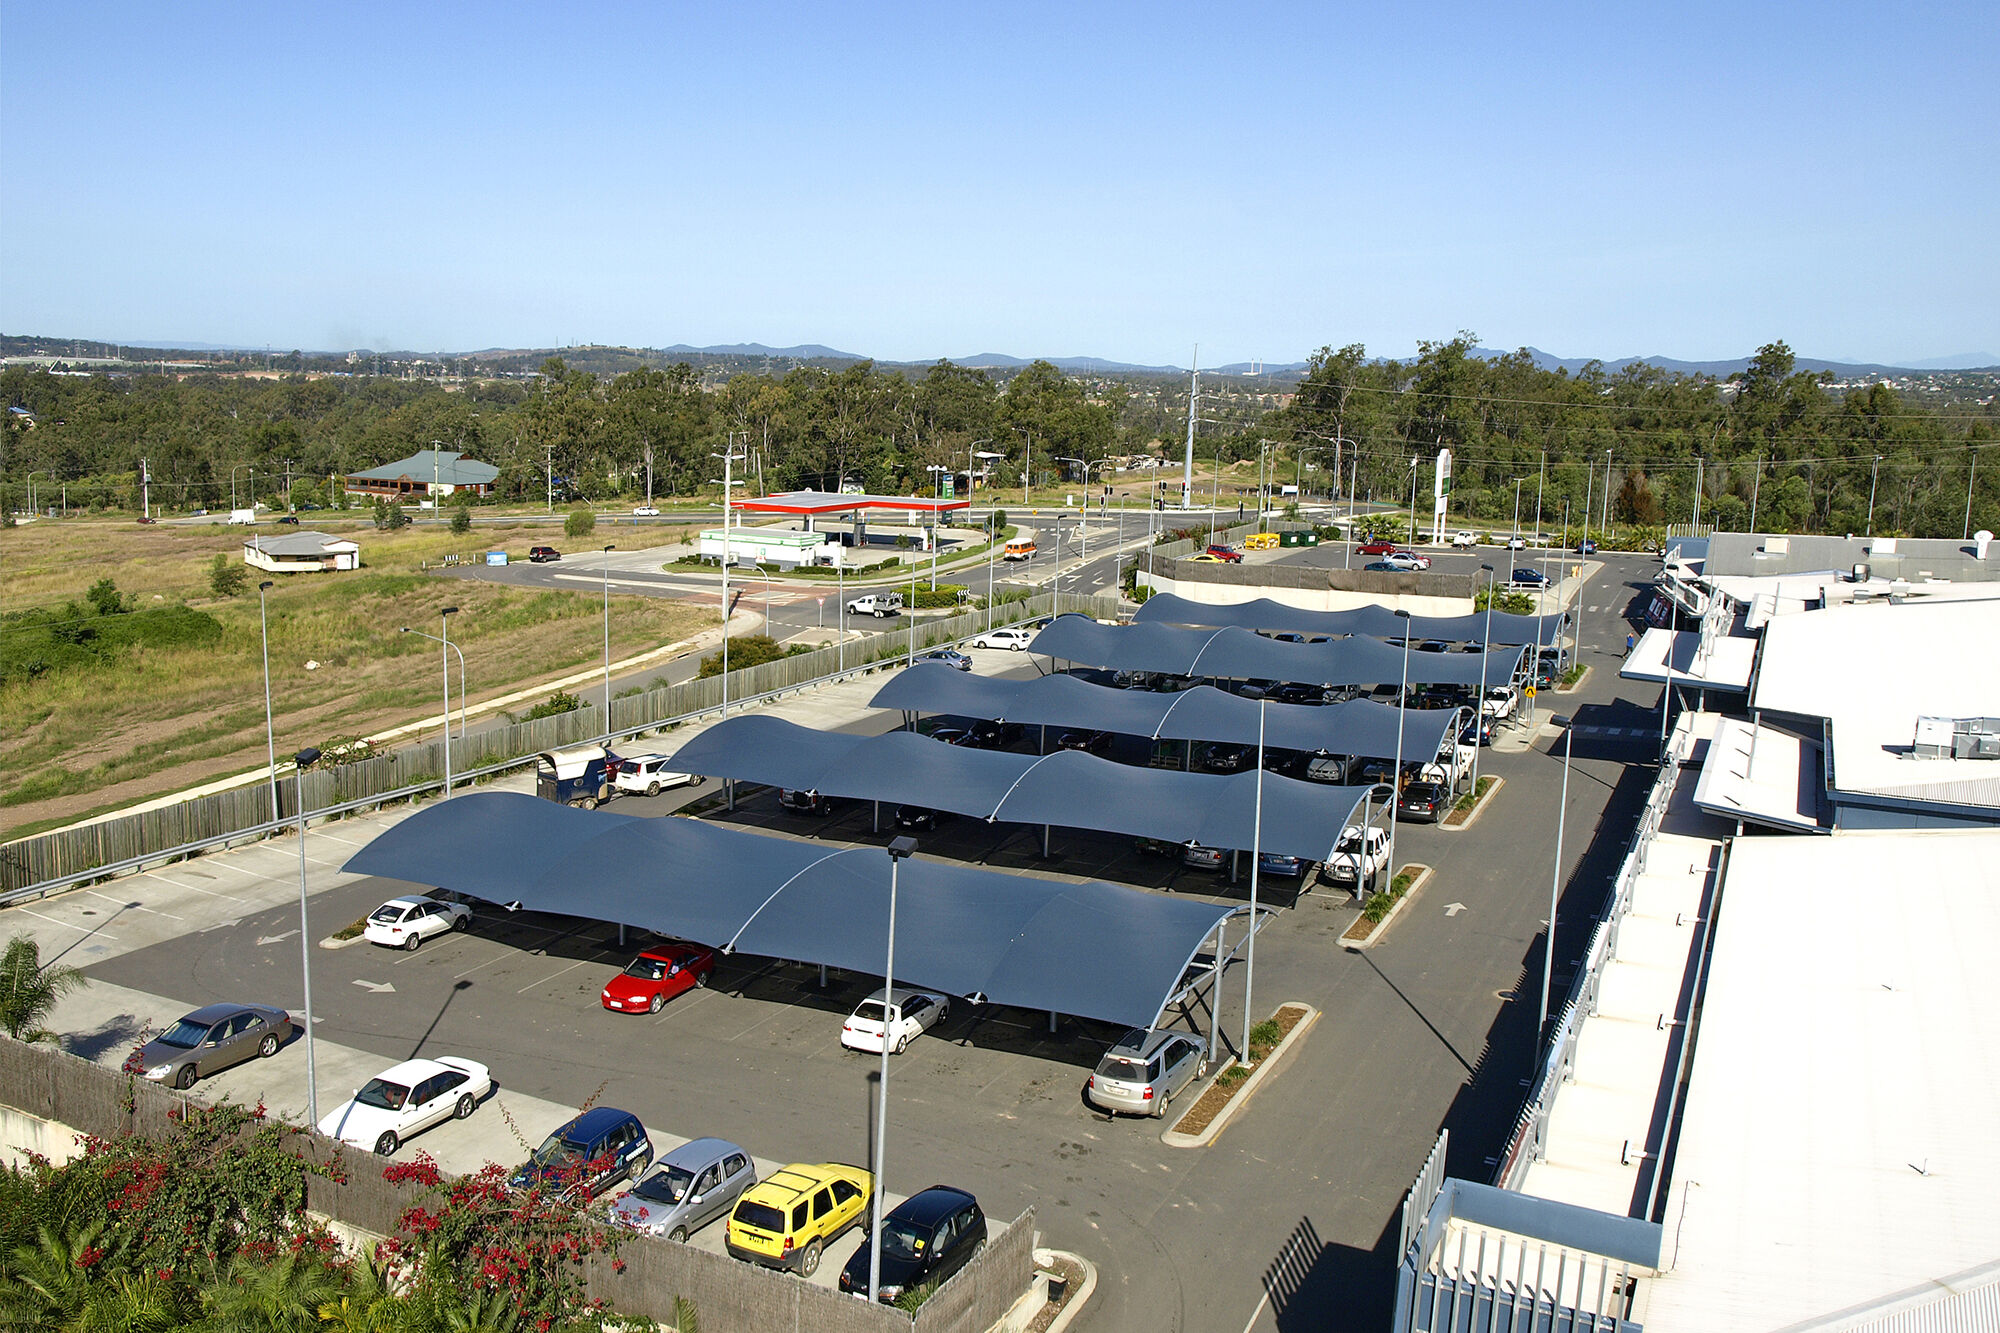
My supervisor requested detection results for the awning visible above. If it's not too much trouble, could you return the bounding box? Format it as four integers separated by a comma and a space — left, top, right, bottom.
1030, 617, 1529, 688
663, 714, 1380, 864
341, 792, 1244, 1031
1133, 592, 1571, 647
868, 663, 1466, 763
1691, 717, 1829, 832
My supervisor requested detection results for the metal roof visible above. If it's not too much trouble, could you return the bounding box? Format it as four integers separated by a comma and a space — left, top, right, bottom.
243, 531, 359, 556
1132, 592, 1571, 647
732, 489, 970, 515
346, 448, 499, 486
1030, 616, 1529, 688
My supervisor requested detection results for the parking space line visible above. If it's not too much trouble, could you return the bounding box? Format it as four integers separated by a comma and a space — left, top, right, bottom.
144, 874, 248, 903
14, 907, 117, 939
516, 951, 615, 994
211, 861, 273, 879
450, 945, 525, 980
85, 891, 182, 921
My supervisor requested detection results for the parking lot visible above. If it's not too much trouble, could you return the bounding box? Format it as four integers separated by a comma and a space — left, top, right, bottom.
20, 553, 1672, 1331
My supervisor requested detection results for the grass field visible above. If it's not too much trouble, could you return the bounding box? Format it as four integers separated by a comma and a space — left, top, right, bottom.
0, 516, 709, 837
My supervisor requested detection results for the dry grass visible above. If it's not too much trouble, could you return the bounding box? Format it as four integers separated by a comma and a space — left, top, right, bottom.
0, 516, 709, 835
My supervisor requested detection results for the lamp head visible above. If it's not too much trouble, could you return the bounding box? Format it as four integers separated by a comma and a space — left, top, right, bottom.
259, 581, 273, 592
887, 836, 919, 860
441, 605, 459, 617
294, 746, 322, 768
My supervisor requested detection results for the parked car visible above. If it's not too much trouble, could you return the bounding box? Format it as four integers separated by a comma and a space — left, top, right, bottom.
600, 944, 715, 1014
1481, 684, 1520, 721
1511, 567, 1549, 589
726, 1163, 872, 1275
893, 804, 956, 831
1325, 824, 1391, 891
1133, 836, 1183, 858
529, 545, 561, 562
1185, 552, 1226, 563
608, 753, 698, 797
1268, 682, 1329, 706
1397, 781, 1449, 823
968, 719, 1025, 747
1576, 539, 1598, 555
1356, 538, 1397, 555
1462, 716, 1495, 747
511, 1107, 653, 1202
778, 788, 839, 815
838, 1185, 989, 1303
1364, 561, 1399, 572
1203, 544, 1244, 562
124, 1002, 294, 1089
847, 592, 903, 617
1233, 678, 1277, 700
841, 988, 950, 1054
611, 1138, 757, 1242
1258, 852, 1309, 877
1181, 842, 1227, 871
1057, 729, 1112, 754
363, 894, 471, 951
970, 627, 1033, 650
1304, 751, 1361, 784
1199, 743, 1252, 773
632, 505, 660, 516
318, 1055, 491, 1156
919, 648, 973, 672
1450, 530, 1479, 548
1504, 535, 1528, 550
1086, 1028, 1207, 1119
1380, 551, 1431, 571
276, 515, 300, 525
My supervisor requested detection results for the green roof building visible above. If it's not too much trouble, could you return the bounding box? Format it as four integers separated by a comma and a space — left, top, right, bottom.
344, 448, 498, 499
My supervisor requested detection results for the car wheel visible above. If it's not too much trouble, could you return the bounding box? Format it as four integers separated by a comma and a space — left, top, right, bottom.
452, 912, 470, 931
894, 1032, 909, 1055
648, 993, 664, 1014
799, 1237, 823, 1276
580, 796, 599, 811
1153, 1088, 1169, 1119
258, 1033, 280, 1058
175, 1064, 198, 1090
405, 931, 423, 951
454, 1093, 476, 1120
669, 1226, 688, 1244
374, 1131, 399, 1156
646, 781, 661, 797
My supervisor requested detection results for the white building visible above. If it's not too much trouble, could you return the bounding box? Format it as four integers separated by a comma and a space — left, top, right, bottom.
243, 531, 360, 573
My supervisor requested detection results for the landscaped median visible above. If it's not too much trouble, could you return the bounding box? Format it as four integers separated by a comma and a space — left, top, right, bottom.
1162, 1003, 1318, 1148
1442, 775, 1503, 830
1339, 864, 1433, 947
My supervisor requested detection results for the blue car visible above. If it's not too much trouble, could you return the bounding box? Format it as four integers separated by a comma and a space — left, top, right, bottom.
1511, 568, 1549, 589
510, 1107, 653, 1203
920, 649, 973, 672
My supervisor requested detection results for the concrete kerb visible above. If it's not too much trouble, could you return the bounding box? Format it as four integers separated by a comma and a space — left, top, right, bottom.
1035, 1248, 1098, 1333
1440, 776, 1506, 832
1160, 1003, 1320, 1150
1339, 865, 1434, 949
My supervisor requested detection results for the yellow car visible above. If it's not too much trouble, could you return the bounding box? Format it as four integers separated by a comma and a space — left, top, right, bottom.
724, 1161, 873, 1275
1185, 552, 1224, 562
1243, 532, 1279, 550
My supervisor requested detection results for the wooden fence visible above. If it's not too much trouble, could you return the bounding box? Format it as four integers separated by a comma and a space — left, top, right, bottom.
2, 590, 1125, 897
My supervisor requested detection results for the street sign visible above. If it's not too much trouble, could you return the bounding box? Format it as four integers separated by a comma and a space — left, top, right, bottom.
1525, 685, 1537, 698
942, 476, 955, 499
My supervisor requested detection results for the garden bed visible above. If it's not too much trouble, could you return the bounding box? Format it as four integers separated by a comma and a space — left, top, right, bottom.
1340, 865, 1432, 946
1169, 1004, 1311, 1139
1442, 775, 1502, 828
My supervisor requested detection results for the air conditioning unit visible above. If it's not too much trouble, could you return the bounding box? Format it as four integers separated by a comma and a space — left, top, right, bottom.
1914, 716, 2000, 760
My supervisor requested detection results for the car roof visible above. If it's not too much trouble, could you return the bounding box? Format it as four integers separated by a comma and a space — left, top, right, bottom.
860, 986, 941, 1006
371, 1057, 461, 1085
380, 895, 429, 908
180, 1001, 259, 1023
556, 1106, 641, 1141
752, 1163, 861, 1202
659, 1136, 746, 1171
1107, 1026, 1196, 1059
887, 1185, 978, 1227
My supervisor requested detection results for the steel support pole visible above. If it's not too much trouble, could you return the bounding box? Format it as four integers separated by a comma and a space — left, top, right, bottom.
1539, 724, 1574, 1037
295, 766, 319, 1124
1242, 700, 1266, 1055
866, 849, 902, 1304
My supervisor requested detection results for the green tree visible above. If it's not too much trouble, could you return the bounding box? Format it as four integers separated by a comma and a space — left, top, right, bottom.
564, 507, 596, 539
209, 553, 248, 597
0, 935, 87, 1042
698, 633, 787, 677
86, 577, 125, 616
449, 505, 473, 536
372, 499, 409, 531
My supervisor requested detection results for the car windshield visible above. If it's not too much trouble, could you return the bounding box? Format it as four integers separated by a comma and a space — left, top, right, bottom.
369, 903, 407, 923
622, 958, 667, 981
854, 1000, 889, 1026
154, 1018, 209, 1050
879, 1217, 931, 1261
1099, 1056, 1149, 1082
632, 1164, 694, 1205
528, 1138, 584, 1171
355, 1078, 410, 1110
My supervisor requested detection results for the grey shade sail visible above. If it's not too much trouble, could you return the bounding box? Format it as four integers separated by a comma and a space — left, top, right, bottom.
869, 664, 1465, 764
340, 792, 1240, 1031
1029, 617, 1528, 688
664, 714, 1380, 863
1133, 593, 1570, 648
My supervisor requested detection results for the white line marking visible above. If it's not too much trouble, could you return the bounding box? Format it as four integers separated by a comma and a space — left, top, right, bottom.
15, 908, 116, 938
85, 891, 183, 920
516, 953, 612, 994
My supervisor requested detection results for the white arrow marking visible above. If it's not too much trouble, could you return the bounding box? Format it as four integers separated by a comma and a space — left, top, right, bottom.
351, 979, 396, 994
257, 930, 300, 946
1443, 902, 1467, 917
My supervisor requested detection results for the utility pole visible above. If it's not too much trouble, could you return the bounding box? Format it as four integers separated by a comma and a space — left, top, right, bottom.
1181, 347, 1199, 510
545, 445, 555, 513
140, 457, 151, 520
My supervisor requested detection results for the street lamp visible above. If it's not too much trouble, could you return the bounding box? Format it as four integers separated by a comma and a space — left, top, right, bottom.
421, 608, 460, 796
713, 440, 747, 716
25, 471, 44, 516
1472, 565, 1495, 801
258, 581, 279, 824
1511, 477, 1526, 548
1241, 697, 1267, 1057
868, 834, 920, 1305
1012, 426, 1033, 506
1388, 609, 1413, 889
292, 746, 323, 1124
1540, 719, 1575, 1038
1867, 455, 1884, 536
924, 465, 950, 591
601, 546, 616, 730
230, 464, 254, 511
1407, 456, 1421, 548
398, 624, 467, 741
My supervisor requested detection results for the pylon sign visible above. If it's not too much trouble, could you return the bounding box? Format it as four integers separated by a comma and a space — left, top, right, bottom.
1431, 449, 1453, 543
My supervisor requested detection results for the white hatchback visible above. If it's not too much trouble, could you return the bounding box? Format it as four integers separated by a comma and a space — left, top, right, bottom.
363, 894, 472, 951
970, 627, 1034, 650
841, 988, 949, 1055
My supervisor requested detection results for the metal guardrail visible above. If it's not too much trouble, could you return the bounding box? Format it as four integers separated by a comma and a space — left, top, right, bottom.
2, 591, 1123, 907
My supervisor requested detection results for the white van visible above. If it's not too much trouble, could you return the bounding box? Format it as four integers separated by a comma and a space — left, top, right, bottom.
846, 591, 904, 618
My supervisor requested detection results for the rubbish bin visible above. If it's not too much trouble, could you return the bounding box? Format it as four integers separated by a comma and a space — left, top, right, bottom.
1278, 531, 1301, 548
1300, 531, 1320, 546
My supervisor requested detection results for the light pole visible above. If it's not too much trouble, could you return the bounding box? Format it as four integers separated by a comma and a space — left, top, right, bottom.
986, 511, 997, 630
1407, 456, 1421, 548
293, 746, 323, 1124
1601, 450, 1612, 535
1241, 698, 1267, 1057
1511, 477, 1526, 548
438, 607, 459, 794
868, 835, 920, 1305
1867, 455, 1884, 536
230, 464, 253, 511
1472, 565, 1495, 801
1389, 609, 1412, 888
925, 465, 949, 591
1012, 426, 1033, 506
1540, 721, 1574, 1038
713, 439, 746, 715
399, 625, 467, 742
26, 471, 44, 516
257, 581, 280, 823
1534, 450, 1546, 544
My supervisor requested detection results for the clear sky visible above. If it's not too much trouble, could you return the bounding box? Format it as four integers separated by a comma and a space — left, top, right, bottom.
3, 2, 1995, 367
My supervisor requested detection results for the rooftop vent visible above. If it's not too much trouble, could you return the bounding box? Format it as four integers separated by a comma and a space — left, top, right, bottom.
1977, 529, 1994, 560
1913, 716, 2000, 761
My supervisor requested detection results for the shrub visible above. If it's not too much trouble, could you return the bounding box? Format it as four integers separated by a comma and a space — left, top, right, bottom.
698, 634, 787, 677
372, 498, 410, 530
520, 690, 584, 720
448, 505, 473, 536
209, 553, 248, 597
988, 508, 1008, 532
565, 507, 597, 538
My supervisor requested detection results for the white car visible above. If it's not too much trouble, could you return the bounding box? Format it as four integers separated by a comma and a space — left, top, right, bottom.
970, 627, 1034, 651
1505, 535, 1529, 550
840, 988, 949, 1055
1380, 551, 1432, 571
610, 754, 698, 797
1450, 531, 1479, 548
1481, 684, 1520, 721
318, 1055, 492, 1156
632, 505, 660, 516
363, 894, 472, 950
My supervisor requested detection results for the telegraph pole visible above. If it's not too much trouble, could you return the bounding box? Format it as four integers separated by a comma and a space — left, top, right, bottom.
1180, 347, 1199, 510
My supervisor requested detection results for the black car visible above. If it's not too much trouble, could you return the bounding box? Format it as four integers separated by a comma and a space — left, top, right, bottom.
1396, 781, 1450, 823
276, 515, 301, 525
969, 719, 1025, 747
1057, 729, 1112, 754
838, 1185, 988, 1304
1199, 743, 1252, 773
1461, 718, 1495, 748
894, 805, 956, 831
1267, 682, 1327, 706
927, 726, 978, 747
779, 788, 839, 815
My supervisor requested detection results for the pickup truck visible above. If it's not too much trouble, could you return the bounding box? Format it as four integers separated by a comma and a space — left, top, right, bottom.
1450, 531, 1479, 548
1324, 825, 1391, 894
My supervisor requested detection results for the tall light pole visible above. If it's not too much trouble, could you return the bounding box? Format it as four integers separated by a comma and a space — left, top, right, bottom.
1539, 720, 1575, 1038
1867, 455, 1884, 536
293, 746, 323, 1124
1534, 450, 1546, 543
399, 626, 467, 742
925, 465, 948, 591
1389, 609, 1412, 889
1511, 477, 1526, 548
26, 471, 44, 516
598, 548, 616, 733
230, 464, 253, 511
713, 439, 746, 715
1241, 698, 1267, 1056
1601, 450, 1613, 535
1472, 565, 1495, 800
1407, 456, 1420, 547
257, 581, 280, 823
1012, 426, 1033, 506
868, 835, 920, 1305
437, 607, 459, 794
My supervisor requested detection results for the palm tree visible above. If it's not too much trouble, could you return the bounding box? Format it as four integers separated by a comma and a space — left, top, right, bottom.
0, 934, 86, 1043
0, 1221, 185, 1332
194, 1251, 349, 1332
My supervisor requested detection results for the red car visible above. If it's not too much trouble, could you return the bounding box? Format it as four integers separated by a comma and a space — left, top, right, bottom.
600, 945, 715, 1014
1356, 538, 1397, 555
1204, 544, 1244, 562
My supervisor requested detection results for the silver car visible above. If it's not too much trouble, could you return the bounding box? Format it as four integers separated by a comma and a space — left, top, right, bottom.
609, 1137, 757, 1242
1086, 1028, 1207, 1119
122, 1002, 294, 1089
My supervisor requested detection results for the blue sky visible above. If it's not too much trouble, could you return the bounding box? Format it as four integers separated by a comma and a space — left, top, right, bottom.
3, 2, 1994, 367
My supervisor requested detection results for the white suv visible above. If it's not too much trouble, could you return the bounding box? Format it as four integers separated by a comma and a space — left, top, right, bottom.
610, 754, 698, 797
971, 627, 1033, 650
1450, 531, 1479, 548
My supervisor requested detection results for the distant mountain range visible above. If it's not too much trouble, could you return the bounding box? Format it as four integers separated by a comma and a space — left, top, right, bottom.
1487, 347, 2000, 378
